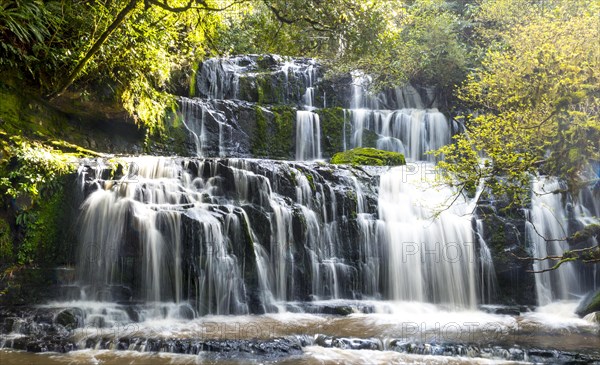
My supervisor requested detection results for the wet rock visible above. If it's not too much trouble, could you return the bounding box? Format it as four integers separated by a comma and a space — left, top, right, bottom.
175, 304, 195, 320
478, 207, 536, 306
576, 289, 600, 318
55, 308, 84, 329
583, 311, 600, 324
479, 304, 523, 316
332, 337, 382, 350
321, 305, 354, 316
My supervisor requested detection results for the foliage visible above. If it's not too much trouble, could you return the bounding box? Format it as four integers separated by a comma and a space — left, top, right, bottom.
1, 0, 473, 129
435, 0, 600, 207
359, 0, 469, 92
0, 136, 80, 266
331, 147, 406, 166
0, 0, 226, 131
0, 138, 77, 200
15, 183, 67, 265
0, 0, 58, 72
212, 0, 472, 99
216, 0, 390, 59
0, 218, 12, 265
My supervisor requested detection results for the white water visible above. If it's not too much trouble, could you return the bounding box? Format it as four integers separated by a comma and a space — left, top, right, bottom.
180, 97, 233, 157
378, 164, 478, 308
75, 57, 502, 314
346, 73, 453, 162
295, 66, 322, 161
528, 177, 599, 305
295, 111, 321, 160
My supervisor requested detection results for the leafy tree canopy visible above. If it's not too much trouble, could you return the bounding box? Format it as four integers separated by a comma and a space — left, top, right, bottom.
436, 0, 600, 206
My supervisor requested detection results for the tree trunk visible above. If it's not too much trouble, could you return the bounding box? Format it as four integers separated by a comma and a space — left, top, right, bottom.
47, 0, 140, 100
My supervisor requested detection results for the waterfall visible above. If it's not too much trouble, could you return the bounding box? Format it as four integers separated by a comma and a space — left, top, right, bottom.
180, 97, 238, 157
70, 56, 497, 317
345, 109, 451, 162
74, 156, 390, 314
528, 177, 599, 306
476, 219, 498, 304
295, 111, 321, 160
295, 67, 322, 161
343, 72, 451, 162
378, 164, 478, 308
187, 55, 324, 160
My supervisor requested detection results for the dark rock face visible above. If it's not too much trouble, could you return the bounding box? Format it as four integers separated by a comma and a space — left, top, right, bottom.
196, 55, 321, 106
476, 200, 536, 306
576, 289, 600, 317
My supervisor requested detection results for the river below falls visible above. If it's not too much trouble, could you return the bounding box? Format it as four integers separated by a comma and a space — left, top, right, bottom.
1, 301, 598, 364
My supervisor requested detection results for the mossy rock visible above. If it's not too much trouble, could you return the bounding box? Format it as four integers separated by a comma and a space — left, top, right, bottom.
576, 289, 600, 318
250, 105, 294, 159
317, 107, 347, 157
330, 148, 405, 166
0, 218, 13, 264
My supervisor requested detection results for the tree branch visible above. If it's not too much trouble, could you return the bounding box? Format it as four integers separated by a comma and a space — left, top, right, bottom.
262, 0, 333, 31
147, 0, 249, 12
511, 245, 600, 273
47, 0, 252, 99
527, 219, 567, 243
527, 257, 577, 273
146, 0, 194, 13
47, 0, 140, 99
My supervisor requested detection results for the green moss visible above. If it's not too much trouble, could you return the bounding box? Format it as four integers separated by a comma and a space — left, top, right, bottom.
305, 173, 316, 191
0, 81, 70, 139
0, 219, 13, 265
189, 60, 199, 97
17, 180, 69, 266
345, 190, 358, 219
568, 224, 600, 244
330, 147, 406, 166
149, 108, 189, 155
257, 83, 265, 104
0, 80, 134, 155
256, 74, 275, 104
317, 107, 350, 157
251, 106, 269, 156
289, 169, 297, 186
249, 105, 294, 159
270, 105, 294, 159
48, 140, 102, 157
0, 137, 78, 266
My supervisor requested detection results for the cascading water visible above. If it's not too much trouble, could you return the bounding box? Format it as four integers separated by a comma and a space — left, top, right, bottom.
345, 73, 455, 162
528, 177, 599, 305
70, 56, 497, 314
378, 164, 478, 308
182, 55, 324, 160
73, 156, 393, 315
295, 111, 321, 160
294, 64, 321, 161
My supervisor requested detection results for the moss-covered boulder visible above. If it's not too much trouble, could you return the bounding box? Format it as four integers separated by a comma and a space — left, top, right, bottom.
330, 148, 405, 166
576, 289, 600, 318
